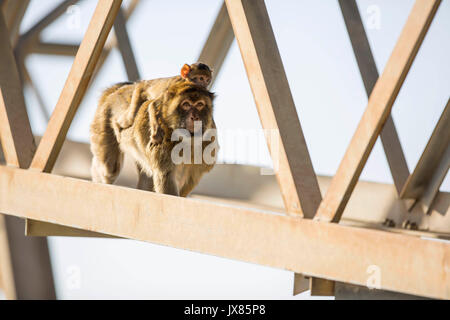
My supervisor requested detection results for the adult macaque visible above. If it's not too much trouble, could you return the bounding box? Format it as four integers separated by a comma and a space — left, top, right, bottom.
116, 62, 212, 145
90, 80, 218, 197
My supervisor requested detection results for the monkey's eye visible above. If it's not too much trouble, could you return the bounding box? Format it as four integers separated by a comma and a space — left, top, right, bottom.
195, 101, 205, 110
199, 76, 204, 82
181, 101, 191, 110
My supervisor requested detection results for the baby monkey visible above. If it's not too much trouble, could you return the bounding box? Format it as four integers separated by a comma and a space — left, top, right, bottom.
117, 63, 212, 145
180, 62, 212, 88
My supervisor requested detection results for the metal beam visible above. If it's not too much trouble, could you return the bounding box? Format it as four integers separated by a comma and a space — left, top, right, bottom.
315, 0, 441, 223
339, 0, 410, 194
0, 13, 55, 299
225, 0, 322, 218
0, 165, 448, 299
30, 0, 122, 173
401, 99, 450, 213
198, 2, 234, 86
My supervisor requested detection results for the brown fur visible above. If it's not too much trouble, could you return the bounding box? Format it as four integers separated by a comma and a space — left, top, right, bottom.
90, 80, 218, 197
116, 63, 212, 145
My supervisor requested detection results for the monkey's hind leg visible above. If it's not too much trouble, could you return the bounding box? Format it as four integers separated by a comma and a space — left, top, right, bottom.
90, 122, 124, 185
153, 170, 179, 196
178, 166, 208, 197
91, 154, 123, 184
136, 164, 155, 191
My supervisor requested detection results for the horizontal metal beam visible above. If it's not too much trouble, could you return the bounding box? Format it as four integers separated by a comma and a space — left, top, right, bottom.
0, 166, 448, 299
23, 191, 450, 240
32, 42, 80, 56
2, 139, 450, 238
7, 139, 447, 238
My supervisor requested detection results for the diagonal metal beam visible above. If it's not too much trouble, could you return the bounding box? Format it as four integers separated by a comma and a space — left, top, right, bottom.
0, 12, 55, 300
339, 0, 410, 195
314, 0, 441, 223
401, 99, 450, 213
30, 0, 123, 173
91, 0, 141, 80
198, 2, 234, 86
19, 0, 79, 44
3, 0, 30, 46
225, 0, 322, 218
308, 0, 418, 297
24, 0, 145, 238
0, 14, 35, 169
114, 8, 140, 81
225, 0, 329, 296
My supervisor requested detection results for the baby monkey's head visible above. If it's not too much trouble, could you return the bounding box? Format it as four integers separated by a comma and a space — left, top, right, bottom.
180, 62, 212, 88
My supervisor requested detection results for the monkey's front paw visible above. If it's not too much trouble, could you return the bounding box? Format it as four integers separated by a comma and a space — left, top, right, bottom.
149, 128, 164, 147
149, 136, 163, 148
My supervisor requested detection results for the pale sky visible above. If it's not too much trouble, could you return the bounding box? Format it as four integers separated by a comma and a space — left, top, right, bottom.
15, 0, 450, 299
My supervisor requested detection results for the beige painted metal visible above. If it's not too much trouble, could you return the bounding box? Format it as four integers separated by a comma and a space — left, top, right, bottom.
0, 0, 447, 300
0, 214, 15, 299
25, 0, 141, 235
32, 42, 79, 56
315, 0, 441, 223
0, 14, 35, 169
0, 12, 55, 299
293, 274, 309, 295
401, 99, 450, 214
339, 0, 410, 194
225, 0, 322, 218
3, 0, 29, 46
226, 0, 330, 293
0, 165, 448, 299
114, 8, 140, 81
198, 2, 235, 86
7, 140, 447, 239
18, 0, 78, 46
30, 0, 123, 173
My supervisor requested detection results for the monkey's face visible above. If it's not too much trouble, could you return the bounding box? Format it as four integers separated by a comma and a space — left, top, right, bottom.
178, 94, 213, 134
189, 73, 211, 88
181, 63, 212, 88
164, 86, 214, 135
180, 98, 207, 133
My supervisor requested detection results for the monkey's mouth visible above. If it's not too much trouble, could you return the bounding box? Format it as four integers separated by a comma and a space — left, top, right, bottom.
187, 128, 202, 136
187, 121, 203, 135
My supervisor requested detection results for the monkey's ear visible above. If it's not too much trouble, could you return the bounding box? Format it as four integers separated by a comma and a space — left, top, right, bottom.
181, 64, 191, 79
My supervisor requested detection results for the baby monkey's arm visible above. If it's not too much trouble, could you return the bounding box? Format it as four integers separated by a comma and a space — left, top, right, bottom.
148, 100, 165, 146
116, 82, 145, 129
